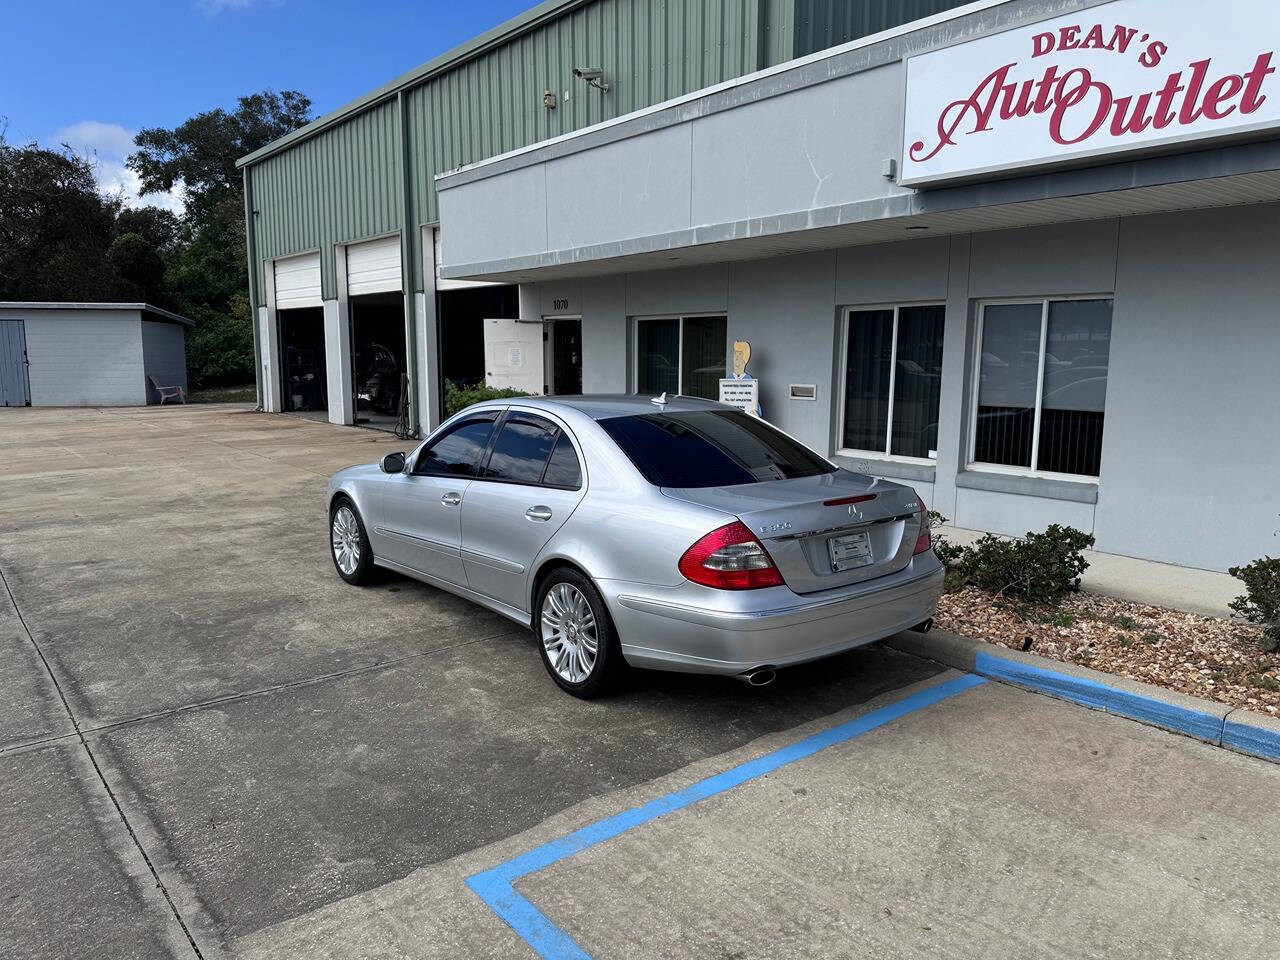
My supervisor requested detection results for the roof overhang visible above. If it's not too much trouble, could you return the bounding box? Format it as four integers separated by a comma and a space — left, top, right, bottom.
0, 303, 196, 327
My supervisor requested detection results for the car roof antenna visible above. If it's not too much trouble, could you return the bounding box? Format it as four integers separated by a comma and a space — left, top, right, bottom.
650, 392, 668, 406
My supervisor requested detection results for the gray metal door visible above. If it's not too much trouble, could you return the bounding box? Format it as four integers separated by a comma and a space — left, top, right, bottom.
0, 320, 31, 407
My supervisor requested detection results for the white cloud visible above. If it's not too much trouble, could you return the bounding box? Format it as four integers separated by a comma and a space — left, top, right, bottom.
195, 0, 282, 17
50, 121, 186, 215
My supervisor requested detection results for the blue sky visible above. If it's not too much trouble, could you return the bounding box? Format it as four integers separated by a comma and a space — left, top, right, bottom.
2, 0, 535, 210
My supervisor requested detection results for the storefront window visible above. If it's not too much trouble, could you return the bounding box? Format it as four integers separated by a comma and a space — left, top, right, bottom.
972, 298, 1112, 478
840, 304, 945, 460
635, 315, 726, 400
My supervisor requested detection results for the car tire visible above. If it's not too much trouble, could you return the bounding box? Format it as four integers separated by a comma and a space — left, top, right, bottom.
329, 497, 375, 585
535, 567, 624, 698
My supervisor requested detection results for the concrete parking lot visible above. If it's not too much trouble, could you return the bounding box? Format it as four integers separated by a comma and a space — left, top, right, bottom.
2, 404, 1278, 959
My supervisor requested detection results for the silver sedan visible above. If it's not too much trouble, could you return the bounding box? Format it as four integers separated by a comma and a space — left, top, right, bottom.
328, 395, 942, 697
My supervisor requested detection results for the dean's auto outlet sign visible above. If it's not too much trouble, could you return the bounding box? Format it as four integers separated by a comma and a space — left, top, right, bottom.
900, 0, 1279, 186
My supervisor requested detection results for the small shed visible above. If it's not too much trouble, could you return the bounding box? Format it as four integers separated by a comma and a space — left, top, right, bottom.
0, 303, 192, 407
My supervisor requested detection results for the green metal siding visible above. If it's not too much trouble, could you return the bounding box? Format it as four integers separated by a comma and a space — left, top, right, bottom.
792, 0, 973, 57
248, 0, 792, 303
406, 0, 772, 228
251, 99, 403, 302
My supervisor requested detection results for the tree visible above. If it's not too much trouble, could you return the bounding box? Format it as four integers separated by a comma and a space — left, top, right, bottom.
0, 137, 123, 301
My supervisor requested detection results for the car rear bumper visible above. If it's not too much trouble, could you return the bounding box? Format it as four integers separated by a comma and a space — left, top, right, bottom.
601, 552, 944, 675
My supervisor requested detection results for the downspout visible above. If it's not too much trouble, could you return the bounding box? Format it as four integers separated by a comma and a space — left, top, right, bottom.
397, 89, 420, 438
243, 166, 263, 411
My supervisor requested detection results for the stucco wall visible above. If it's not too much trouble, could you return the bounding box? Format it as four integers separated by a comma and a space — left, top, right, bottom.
140, 321, 188, 402
24, 311, 146, 406
527, 202, 1280, 572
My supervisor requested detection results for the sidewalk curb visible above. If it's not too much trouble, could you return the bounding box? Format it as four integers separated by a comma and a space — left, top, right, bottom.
887, 629, 1280, 764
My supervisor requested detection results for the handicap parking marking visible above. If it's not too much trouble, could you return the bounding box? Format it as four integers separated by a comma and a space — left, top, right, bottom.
466, 673, 987, 960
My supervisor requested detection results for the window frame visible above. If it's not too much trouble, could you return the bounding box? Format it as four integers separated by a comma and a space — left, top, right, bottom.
411, 411, 500, 478
835, 301, 945, 466
472, 410, 585, 491
967, 295, 1112, 484
632, 313, 727, 398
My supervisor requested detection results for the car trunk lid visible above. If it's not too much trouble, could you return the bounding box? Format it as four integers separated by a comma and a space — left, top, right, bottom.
662, 471, 924, 593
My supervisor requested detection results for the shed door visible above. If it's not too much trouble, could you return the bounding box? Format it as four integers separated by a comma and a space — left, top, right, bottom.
0, 320, 31, 407
274, 252, 323, 310
346, 236, 402, 296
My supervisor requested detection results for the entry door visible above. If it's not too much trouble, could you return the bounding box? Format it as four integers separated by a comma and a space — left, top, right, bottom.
0, 320, 31, 407
546, 319, 582, 396
375, 413, 498, 585
460, 412, 586, 611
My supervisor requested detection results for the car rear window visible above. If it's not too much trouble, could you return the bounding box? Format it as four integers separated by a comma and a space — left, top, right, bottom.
599, 410, 834, 488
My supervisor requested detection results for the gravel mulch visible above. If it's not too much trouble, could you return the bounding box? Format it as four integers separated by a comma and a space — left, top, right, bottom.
935, 587, 1279, 716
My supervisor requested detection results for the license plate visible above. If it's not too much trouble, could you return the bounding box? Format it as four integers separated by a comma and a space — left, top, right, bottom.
828, 531, 874, 572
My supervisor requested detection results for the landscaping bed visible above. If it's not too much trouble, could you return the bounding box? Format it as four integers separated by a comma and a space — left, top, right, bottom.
935, 587, 1279, 716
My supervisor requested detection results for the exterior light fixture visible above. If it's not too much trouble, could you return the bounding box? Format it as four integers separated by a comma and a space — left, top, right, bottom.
543, 90, 557, 109
572, 66, 609, 92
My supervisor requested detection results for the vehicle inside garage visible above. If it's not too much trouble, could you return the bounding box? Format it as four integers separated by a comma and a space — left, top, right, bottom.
277, 307, 327, 414
349, 292, 407, 431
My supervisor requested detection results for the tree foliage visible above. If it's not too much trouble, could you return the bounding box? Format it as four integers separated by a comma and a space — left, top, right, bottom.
0, 139, 125, 301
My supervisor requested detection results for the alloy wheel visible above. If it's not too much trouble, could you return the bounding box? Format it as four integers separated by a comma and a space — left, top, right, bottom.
541, 582, 598, 683
331, 505, 362, 576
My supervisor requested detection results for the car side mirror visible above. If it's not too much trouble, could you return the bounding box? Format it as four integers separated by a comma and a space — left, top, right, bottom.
380, 452, 406, 474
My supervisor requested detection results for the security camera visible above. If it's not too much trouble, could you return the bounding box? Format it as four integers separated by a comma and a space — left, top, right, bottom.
572, 66, 609, 92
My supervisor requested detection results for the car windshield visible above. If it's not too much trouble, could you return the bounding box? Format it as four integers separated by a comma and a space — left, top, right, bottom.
599, 409, 835, 488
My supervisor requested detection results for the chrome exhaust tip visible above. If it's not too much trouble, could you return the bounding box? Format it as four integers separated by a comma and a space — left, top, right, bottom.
911, 617, 934, 634
737, 667, 777, 687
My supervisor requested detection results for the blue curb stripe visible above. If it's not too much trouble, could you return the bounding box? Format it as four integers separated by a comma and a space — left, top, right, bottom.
974, 651, 1225, 742
1222, 718, 1280, 762
467, 672, 987, 960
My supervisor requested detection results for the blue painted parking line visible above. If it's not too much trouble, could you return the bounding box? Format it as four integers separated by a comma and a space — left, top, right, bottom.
466, 673, 987, 959
972, 651, 1228, 743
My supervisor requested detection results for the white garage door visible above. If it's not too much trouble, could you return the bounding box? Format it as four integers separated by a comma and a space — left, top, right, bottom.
274, 253, 322, 310
347, 236, 402, 296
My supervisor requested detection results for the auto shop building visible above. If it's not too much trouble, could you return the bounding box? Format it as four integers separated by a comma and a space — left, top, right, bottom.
243, 0, 1280, 573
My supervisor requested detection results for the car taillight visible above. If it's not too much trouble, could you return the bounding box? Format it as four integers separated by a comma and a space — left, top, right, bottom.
913, 498, 932, 555
679, 521, 784, 590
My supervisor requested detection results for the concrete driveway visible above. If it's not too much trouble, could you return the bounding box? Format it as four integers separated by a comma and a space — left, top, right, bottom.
1, 404, 1277, 959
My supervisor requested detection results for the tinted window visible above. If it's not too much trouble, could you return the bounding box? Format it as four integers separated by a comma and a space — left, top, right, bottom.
485, 416, 558, 483
542, 432, 582, 489
600, 410, 834, 488
415, 418, 495, 477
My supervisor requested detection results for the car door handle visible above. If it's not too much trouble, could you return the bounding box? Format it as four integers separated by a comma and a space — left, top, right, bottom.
525, 505, 553, 522
441, 492, 462, 506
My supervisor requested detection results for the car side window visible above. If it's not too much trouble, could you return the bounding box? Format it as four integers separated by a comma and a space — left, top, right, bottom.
484, 414, 559, 484
541, 432, 582, 489
414, 416, 496, 477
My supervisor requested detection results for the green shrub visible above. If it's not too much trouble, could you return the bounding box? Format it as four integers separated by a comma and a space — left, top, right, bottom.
443, 380, 531, 418
928, 511, 967, 569
944, 524, 1094, 606
1228, 556, 1280, 653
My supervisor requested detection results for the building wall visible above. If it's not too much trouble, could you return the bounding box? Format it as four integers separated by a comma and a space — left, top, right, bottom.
528, 202, 1280, 572
140, 321, 188, 402
791, 0, 974, 57
246, 0, 794, 310
23, 311, 146, 406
